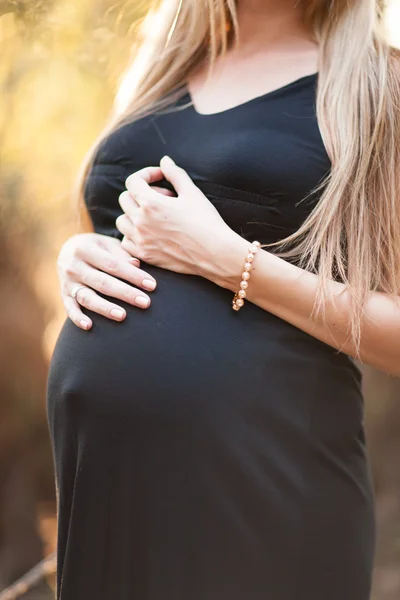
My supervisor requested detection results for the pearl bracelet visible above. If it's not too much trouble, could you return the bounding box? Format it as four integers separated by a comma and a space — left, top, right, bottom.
232, 240, 261, 311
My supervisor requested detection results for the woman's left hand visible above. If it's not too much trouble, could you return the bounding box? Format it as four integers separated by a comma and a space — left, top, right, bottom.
116, 156, 241, 283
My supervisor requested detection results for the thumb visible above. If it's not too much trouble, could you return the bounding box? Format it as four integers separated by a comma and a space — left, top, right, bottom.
160, 155, 196, 196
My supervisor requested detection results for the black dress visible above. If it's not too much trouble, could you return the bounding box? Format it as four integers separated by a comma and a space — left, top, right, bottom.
47, 73, 376, 600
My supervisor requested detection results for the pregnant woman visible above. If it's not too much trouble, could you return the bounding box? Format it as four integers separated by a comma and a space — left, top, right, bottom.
47, 0, 400, 598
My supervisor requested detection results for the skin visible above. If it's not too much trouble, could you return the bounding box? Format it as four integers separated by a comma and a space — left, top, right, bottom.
58, 181, 175, 328
117, 157, 400, 377
58, 0, 400, 375
60, 0, 316, 327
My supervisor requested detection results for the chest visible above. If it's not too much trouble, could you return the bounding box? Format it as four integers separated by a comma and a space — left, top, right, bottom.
104, 95, 331, 243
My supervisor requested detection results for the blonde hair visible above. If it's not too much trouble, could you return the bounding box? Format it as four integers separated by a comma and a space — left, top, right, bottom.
79, 0, 400, 357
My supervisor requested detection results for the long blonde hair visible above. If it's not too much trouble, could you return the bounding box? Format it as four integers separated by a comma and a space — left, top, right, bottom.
80, 0, 400, 357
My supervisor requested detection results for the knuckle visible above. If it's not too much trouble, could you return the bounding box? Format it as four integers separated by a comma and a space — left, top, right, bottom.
141, 198, 156, 215
96, 237, 108, 250
72, 245, 85, 260
135, 217, 146, 235
64, 264, 77, 278
105, 259, 117, 272
97, 278, 109, 294
134, 191, 145, 205
78, 295, 88, 308
78, 291, 90, 307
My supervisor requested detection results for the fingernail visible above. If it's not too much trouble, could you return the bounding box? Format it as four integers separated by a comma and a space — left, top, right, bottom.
130, 258, 140, 266
162, 155, 175, 165
80, 320, 91, 330
142, 278, 156, 291
110, 309, 125, 320
135, 295, 150, 308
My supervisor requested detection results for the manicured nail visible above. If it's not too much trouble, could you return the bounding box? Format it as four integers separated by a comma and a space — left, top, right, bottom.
110, 309, 125, 320
130, 258, 140, 266
142, 278, 156, 291
80, 320, 91, 330
162, 155, 175, 166
135, 295, 150, 308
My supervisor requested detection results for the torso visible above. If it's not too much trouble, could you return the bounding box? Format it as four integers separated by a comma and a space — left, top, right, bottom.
47, 73, 375, 600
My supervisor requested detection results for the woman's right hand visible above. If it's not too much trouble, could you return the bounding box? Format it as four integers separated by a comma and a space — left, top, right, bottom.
57, 232, 157, 331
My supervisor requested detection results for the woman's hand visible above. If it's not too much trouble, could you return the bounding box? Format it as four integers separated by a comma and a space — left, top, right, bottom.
57, 233, 157, 330
116, 156, 240, 283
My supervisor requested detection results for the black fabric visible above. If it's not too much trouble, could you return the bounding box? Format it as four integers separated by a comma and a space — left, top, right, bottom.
47, 73, 376, 600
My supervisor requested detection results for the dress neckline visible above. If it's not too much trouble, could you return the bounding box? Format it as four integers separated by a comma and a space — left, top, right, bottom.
184, 72, 318, 117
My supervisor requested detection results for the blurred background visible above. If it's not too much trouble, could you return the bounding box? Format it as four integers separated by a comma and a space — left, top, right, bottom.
0, 1, 400, 598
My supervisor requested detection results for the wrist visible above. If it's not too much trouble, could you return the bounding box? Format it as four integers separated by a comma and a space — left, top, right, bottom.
209, 231, 255, 291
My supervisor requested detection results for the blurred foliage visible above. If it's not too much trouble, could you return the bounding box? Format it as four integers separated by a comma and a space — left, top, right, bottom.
0, 1, 400, 599
0, 0, 147, 246
0, 1, 149, 595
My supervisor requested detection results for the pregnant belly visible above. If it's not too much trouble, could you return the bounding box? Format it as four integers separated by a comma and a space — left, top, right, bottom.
47, 268, 374, 600
48, 265, 363, 448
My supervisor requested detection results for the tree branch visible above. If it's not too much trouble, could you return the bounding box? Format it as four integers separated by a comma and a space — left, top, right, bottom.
0, 552, 56, 600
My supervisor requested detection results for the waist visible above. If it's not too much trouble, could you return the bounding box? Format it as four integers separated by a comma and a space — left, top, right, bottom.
94, 264, 361, 380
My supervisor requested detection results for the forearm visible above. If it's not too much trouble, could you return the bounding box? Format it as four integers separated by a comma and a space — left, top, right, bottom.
211, 232, 400, 376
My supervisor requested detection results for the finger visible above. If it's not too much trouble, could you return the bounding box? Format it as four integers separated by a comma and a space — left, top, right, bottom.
125, 167, 164, 206
71, 233, 139, 267
73, 287, 128, 321
119, 190, 139, 208
73, 246, 155, 291
159, 155, 195, 196
63, 295, 93, 330
115, 213, 136, 238
107, 238, 140, 266
151, 186, 175, 197
118, 191, 143, 220
126, 166, 164, 188
121, 236, 138, 258
75, 265, 154, 306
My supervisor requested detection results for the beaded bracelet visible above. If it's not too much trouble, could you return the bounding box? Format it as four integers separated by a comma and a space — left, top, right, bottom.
232, 241, 261, 311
